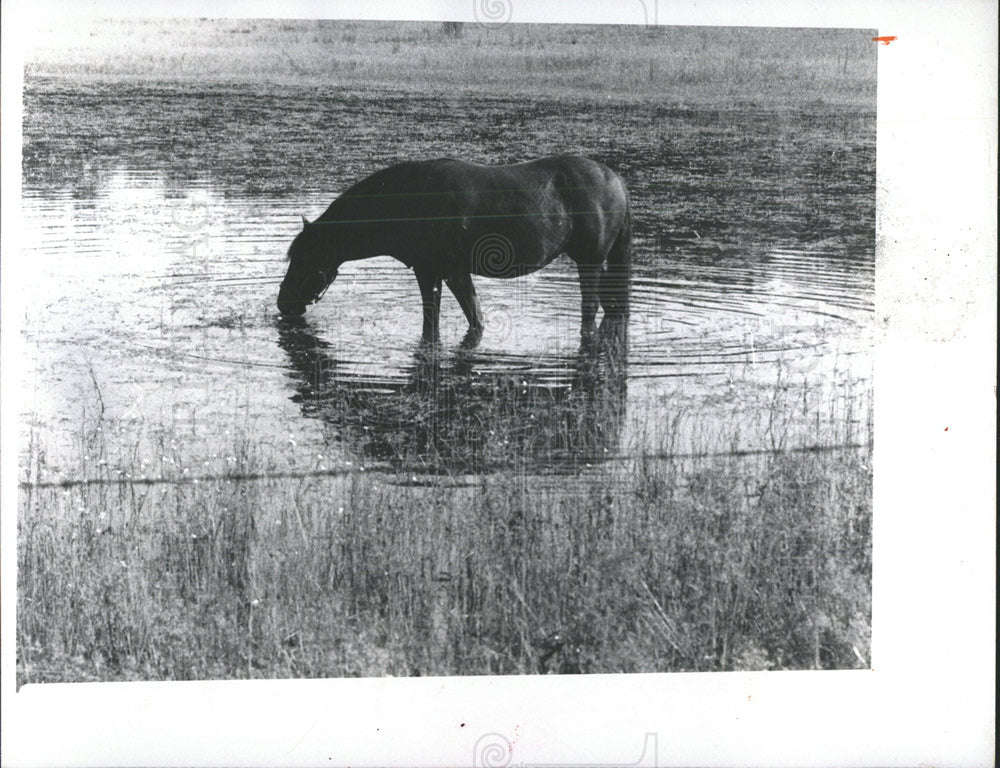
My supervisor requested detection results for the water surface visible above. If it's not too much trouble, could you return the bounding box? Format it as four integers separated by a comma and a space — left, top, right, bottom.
18, 78, 875, 481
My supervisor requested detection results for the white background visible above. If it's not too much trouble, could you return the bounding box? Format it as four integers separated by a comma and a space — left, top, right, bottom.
1, 1, 996, 766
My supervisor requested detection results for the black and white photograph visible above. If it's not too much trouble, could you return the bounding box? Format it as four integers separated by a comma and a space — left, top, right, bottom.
1, 1, 994, 766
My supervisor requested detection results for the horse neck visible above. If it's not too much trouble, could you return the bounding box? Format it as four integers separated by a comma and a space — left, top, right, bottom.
317, 197, 395, 266
313, 218, 381, 268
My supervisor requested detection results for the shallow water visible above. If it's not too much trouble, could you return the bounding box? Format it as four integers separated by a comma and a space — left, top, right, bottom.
18, 77, 875, 481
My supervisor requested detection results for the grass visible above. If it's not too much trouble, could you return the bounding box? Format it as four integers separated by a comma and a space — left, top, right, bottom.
15, 16, 874, 684
16, 356, 872, 683
23, 19, 877, 108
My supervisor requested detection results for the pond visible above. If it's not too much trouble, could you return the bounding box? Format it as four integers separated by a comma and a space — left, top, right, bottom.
18, 77, 875, 482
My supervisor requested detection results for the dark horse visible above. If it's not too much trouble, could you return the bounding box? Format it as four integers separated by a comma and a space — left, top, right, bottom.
276, 155, 631, 343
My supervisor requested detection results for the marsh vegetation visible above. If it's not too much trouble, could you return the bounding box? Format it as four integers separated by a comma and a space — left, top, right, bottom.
19, 350, 871, 681
16, 20, 875, 683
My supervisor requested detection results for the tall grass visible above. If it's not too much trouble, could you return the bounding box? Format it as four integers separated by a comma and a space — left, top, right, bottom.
17, 362, 872, 683
16, 14, 875, 686
24, 19, 876, 108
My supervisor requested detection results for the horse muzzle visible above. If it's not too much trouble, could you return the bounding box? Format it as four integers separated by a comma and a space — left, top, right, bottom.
277, 269, 336, 316
277, 277, 314, 315
277, 297, 307, 316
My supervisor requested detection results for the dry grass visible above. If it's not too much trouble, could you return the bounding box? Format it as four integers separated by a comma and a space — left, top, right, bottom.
23, 19, 876, 107
17, 360, 872, 683
16, 16, 874, 685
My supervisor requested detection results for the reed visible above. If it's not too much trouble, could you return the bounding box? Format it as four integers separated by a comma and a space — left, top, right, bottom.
17, 361, 872, 683
24, 20, 876, 109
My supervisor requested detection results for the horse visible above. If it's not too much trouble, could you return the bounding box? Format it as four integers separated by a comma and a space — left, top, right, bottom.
276, 155, 631, 344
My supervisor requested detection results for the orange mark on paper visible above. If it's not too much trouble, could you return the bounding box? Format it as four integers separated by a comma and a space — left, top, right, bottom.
872, 36, 897, 45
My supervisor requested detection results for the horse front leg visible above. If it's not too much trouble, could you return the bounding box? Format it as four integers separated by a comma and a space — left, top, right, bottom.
577, 263, 601, 337
445, 271, 484, 347
415, 269, 443, 343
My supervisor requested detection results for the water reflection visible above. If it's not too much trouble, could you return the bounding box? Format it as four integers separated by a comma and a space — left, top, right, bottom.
19, 80, 873, 475
276, 317, 628, 473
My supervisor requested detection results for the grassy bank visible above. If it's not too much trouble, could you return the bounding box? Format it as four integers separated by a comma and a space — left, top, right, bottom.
16, 16, 875, 683
24, 19, 876, 107
17, 363, 872, 683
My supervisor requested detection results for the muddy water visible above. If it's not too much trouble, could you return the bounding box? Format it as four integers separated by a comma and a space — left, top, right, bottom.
18, 78, 874, 480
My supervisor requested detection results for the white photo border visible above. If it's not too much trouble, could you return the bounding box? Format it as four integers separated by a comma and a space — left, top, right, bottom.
1, 1, 995, 766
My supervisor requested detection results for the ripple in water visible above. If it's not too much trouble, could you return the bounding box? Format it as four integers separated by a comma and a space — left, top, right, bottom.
17, 84, 874, 478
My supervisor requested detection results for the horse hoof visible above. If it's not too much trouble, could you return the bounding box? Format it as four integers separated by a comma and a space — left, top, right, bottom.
460, 327, 484, 349
277, 300, 307, 317
418, 335, 441, 349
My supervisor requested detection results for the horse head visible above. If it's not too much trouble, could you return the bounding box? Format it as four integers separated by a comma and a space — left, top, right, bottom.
277, 216, 338, 316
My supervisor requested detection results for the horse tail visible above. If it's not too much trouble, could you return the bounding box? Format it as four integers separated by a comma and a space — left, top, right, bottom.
599, 195, 631, 317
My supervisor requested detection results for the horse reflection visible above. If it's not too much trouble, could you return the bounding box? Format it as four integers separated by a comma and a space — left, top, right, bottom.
276, 318, 628, 474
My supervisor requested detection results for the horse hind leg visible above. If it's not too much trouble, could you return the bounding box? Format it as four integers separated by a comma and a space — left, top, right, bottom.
599, 210, 632, 318
445, 272, 484, 347
576, 262, 601, 336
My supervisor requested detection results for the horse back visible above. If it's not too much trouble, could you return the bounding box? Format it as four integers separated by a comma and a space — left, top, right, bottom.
336, 155, 622, 216
425, 156, 627, 255
323, 155, 628, 271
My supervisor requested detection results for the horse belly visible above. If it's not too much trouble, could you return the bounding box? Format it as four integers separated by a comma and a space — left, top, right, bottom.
467, 200, 570, 278
467, 227, 565, 279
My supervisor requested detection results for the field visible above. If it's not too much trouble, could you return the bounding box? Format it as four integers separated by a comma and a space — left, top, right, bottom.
24, 18, 874, 106
16, 19, 876, 684
19, 357, 872, 680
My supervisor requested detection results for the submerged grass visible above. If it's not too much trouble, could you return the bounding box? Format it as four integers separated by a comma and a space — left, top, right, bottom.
17, 362, 872, 683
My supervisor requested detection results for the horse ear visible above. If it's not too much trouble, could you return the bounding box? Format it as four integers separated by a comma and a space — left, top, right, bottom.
300, 215, 311, 228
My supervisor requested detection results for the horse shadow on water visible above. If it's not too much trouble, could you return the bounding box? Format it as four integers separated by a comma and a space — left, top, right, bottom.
275, 316, 629, 475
